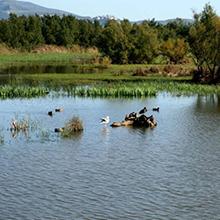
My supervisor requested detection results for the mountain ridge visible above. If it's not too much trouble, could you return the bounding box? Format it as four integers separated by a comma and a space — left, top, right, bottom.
0, 0, 193, 25
0, 0, 87, 19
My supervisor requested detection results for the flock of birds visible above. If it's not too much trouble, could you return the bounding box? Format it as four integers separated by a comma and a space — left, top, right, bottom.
100, 106, 159, 126
10, 106, 159, 131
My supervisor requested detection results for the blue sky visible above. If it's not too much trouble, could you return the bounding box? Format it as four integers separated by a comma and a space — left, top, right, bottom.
26, 0, 220, 21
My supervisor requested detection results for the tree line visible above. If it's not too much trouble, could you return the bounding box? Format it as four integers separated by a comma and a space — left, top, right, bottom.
0, 4, 219, 83
0, 12, 190, 64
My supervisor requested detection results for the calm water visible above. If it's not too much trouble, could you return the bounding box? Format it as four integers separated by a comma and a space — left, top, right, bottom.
0, 94, 220, 220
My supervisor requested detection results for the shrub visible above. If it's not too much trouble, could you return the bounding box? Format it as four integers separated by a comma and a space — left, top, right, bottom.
62, 117, 83, 138
132, 68, 147, 76
149, 66, 160, 74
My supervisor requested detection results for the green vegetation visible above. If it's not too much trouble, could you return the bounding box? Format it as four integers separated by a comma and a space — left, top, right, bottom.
64, 81, 220, 97
0, 4, 219, 98
0, 85, 48, 99
0, 71, 220, 98
189, 4, 220, 82
67, 84, 157, 97
0, 47, 101, 66
0, 4, 219, 84
0, 11, 191, 65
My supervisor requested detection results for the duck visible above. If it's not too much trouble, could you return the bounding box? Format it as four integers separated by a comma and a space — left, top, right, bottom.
55, 108, 64, 112
48, 111, 53, 116
139, 107, 147, 115
54, 127, 64, 133
152, 107, 160, 112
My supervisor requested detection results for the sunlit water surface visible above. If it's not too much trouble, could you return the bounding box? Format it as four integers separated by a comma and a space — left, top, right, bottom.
0, 94, 220, 220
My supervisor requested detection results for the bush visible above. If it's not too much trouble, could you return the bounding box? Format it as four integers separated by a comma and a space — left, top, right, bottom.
149, 66, 160, 74
132, 68, 147, 76
62, 117, 83, 138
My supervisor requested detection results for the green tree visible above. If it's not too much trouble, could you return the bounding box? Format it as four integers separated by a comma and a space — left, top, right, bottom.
7, 14, 26, 49
42, 15, 62, 45
160, 38, 188, 64
24, 15, 44, 50
189, 4, 220, 82
98, 20, 129, 64
129, 23, 159, 64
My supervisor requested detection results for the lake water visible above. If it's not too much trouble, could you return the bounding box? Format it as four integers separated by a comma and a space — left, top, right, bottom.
0, 94, 220, 220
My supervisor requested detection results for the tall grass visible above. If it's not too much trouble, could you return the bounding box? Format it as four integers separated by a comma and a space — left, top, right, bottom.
64, 81, 220, 98
66, 84, 157, 98
0, 85, 48, 99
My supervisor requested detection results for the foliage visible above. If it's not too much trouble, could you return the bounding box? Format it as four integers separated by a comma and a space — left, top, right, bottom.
0, 13, 192, 65
189, 4, 220, 83
160, 38, 188, 64
0, 85, 48, 99
98, 20, 130, 64
128, 23, 159, 64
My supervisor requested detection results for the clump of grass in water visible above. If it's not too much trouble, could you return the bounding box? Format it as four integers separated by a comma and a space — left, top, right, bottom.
0, 85, 48, 99
10, 116, 39, 133
10, 117, 30, 132
68, 84, 157, 98
61, 117, 83, 138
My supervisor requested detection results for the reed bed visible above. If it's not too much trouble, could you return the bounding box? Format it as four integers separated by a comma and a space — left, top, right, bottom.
1, 81, 220, 99
0, 85, 48, 99
64, 81, 220, 98
66, 84, 157, 98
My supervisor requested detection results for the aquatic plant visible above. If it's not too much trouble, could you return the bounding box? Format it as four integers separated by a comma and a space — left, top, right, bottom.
0, 85, 48, 99
10, 117, 30, 132
61, 117, 83, 138
67, 84, 157, 98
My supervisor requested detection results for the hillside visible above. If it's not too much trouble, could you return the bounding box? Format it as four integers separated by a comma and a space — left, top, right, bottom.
0, 0, 87, 19
0, 0, 193, 25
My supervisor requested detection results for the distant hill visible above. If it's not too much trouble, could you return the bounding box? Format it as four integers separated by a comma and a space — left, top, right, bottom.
0, 0, 88, 19
135, 18, 193, 25
157, 18, 193, 25
0, 0, 193, 26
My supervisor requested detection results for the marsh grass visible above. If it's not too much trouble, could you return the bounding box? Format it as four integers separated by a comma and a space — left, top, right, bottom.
0, 52, 219, 98
0, 85, 48, 99
61, 117, 83, 138
64, 80, 220, 98
67, 84, 157, 97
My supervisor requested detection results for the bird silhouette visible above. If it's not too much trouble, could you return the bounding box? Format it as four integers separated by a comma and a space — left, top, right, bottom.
139, 107, 147, 115
152, 107, 160, 112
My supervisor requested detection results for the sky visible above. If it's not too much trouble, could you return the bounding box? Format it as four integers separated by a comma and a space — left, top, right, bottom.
25, 0, 220, 21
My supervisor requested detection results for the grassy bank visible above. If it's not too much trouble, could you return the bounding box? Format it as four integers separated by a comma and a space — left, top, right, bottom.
0, 50, 219, 99
1, 74, 220, 99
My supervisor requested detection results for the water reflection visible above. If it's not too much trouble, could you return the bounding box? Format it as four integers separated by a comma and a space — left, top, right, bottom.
101, 126, 110, 136
0, 64, 107, 75
195, 94, 220, 113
